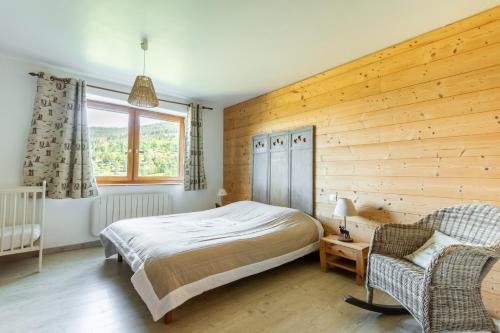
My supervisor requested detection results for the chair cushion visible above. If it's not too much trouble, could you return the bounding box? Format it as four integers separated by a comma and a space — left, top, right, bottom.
404, 230, 463, 268
368, 254, 425, 319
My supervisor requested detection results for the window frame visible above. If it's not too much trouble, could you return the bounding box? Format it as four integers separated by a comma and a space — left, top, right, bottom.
87, 100, 185, 185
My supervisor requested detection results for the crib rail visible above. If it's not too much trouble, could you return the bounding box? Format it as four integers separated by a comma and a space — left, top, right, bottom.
0, 181, 46, 271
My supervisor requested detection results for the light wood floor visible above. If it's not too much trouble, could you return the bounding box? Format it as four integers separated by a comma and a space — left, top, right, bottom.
0, 248, 422, 333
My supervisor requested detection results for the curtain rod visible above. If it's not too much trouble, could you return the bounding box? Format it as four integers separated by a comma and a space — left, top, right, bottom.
28, 72, 213, 110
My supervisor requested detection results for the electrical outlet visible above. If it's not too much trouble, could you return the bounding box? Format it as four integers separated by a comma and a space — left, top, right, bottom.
328, 194, 336, 202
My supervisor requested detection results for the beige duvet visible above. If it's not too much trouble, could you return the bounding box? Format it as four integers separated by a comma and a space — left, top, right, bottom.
100, 201, 323, 320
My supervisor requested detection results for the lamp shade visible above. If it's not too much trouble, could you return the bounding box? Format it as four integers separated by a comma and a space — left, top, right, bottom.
128, 75, 159, 108
217, 188, 228, 197
333, 198, 357, 217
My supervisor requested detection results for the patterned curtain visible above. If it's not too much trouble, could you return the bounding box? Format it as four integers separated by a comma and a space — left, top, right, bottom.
184, 103, 207, 191
23, 72, 98, 199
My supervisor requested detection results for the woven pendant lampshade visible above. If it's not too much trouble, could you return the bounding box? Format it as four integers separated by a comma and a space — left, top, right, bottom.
128, 39, 159, 108
128, 75, 159, 108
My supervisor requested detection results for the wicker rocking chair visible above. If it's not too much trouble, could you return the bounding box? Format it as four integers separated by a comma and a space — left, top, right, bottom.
346, 204, 500, 333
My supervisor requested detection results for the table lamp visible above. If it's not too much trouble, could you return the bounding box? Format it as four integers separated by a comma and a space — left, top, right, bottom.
333, 198, 357, 242
217, 188, 228, 206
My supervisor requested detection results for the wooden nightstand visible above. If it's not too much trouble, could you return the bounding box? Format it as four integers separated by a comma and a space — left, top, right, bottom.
320, 235, 369, 285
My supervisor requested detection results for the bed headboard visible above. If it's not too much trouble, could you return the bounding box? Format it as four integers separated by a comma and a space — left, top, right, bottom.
251, 126, 314, 215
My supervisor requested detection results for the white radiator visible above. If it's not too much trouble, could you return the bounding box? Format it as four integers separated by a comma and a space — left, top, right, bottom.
91, 191, 172, 236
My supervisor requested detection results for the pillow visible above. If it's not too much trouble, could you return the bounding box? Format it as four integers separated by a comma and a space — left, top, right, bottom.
404, 230, 463, 269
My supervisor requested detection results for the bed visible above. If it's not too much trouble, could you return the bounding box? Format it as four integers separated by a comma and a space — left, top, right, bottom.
100, 126, 317, 323
100, 200, 322, 321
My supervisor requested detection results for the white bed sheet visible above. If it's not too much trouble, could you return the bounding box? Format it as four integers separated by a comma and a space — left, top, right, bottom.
1, 224, 40, 251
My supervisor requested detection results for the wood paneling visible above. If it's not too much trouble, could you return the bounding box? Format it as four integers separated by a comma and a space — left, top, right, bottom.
223, 6, 500, 318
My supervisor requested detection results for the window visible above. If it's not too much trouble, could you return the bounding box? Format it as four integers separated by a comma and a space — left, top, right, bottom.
87, 100, 184, 184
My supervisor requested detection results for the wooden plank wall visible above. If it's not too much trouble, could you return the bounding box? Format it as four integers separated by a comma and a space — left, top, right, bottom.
223, 6, 500, 318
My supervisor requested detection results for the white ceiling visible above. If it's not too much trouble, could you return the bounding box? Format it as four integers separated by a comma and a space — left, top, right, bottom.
0, 0, 499, 107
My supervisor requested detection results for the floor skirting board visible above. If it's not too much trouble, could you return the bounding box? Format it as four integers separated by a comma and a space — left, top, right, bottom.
0, 240, 101, 263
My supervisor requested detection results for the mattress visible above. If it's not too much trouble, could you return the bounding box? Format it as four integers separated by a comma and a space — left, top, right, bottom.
1, 224, 41, 251
100, 200, 323, 321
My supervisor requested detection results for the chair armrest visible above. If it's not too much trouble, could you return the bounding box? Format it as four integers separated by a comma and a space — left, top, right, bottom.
370, 223, 433, 258
426, 243, 500, 287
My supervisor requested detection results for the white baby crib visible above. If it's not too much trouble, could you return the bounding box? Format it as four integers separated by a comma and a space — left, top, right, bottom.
0, 181, 46, 272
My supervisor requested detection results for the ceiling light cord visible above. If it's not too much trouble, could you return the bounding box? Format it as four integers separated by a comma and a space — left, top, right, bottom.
141, 38, 148, 76
143, 48, 146, 75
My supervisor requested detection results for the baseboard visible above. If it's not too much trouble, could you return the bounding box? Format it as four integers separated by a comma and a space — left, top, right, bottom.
0, 240, 101, 262
44, 240, 102, 254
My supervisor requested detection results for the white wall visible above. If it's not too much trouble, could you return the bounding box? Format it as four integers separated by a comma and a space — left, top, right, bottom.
0, 53, 224, 248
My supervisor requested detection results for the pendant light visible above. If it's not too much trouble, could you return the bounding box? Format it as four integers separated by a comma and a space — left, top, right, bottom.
128, 38, 159, 108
